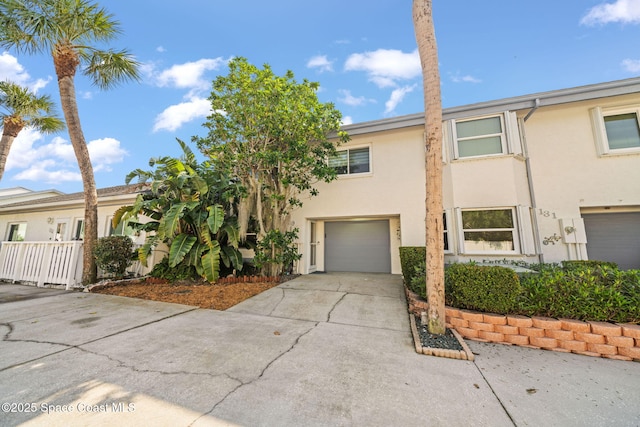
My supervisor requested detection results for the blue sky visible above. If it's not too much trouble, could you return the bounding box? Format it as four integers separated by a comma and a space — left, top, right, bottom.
1, 0, 640, 194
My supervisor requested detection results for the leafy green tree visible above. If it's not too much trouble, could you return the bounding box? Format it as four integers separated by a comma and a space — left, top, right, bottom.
0, 0, 140, 284
0, 80, 65, 181
117, 140, 243, 282
194, 57, 349, 276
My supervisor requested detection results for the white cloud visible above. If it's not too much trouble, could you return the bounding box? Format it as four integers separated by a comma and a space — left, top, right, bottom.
581, 0, 640, 25
153, 97, 212, 132
622, 58, 640, 72
87, 138, 128, 172
338, 89, 376, 107
156, 46, 166, 53
0, 51, 51, 92
450, 73, 482, 84
307, 55, 334, 72
344, 49, 421, 88
154, 58, 226, 90
6, 130, 128, 183
13, 160, 81, 183
384, 85, 417, 114
341, 116, 353, 126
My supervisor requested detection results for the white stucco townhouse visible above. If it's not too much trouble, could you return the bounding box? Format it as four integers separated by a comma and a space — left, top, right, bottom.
291, 77, 640, 274
1, 77, 639, 284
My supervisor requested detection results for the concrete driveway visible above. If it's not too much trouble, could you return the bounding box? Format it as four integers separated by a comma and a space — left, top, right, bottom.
0, 273, 639, 426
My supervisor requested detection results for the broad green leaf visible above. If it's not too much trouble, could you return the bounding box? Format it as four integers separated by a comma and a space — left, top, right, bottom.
222, 245, 243, 270
222, 223, 240, 248
169, 234, 197, 267
163, 202, 187, 238
206, 204, 225, 234
201, 242, 221, 282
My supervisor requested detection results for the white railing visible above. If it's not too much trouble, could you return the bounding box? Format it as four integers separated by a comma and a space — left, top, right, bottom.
0, 241, 83, 290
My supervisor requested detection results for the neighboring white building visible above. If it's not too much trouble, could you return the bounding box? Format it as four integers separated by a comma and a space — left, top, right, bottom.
0, 187, 64, 206
292, 77, 640, 274
0, 184, 147, 243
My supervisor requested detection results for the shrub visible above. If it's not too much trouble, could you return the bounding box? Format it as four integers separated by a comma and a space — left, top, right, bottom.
149, 257, 199, 281
519, 266, 640, 323
445, 263, 521, 314
399, 246, 426, 289
409, 262, 427, 299
93, 236, 136, 279
561, 260, 618, 271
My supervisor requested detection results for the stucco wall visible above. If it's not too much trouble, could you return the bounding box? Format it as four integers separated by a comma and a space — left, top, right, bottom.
292, 127, 426, 274
523, 93, 640, 264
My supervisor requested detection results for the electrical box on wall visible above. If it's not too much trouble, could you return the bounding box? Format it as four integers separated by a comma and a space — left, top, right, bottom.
560, 218, 587, 244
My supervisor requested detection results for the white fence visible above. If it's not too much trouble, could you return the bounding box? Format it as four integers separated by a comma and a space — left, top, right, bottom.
0, 241, 83, 290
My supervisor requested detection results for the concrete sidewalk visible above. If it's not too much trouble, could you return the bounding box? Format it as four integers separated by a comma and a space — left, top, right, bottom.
0, 274, 638, 426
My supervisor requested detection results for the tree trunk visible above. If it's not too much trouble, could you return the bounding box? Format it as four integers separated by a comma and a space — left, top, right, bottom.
54, 48, 98, 285
0, 118, 22, 182
413, 0, 446, 334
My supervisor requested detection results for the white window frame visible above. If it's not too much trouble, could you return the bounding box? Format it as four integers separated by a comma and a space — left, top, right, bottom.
329, 144, 372, 177
72, 218, 85, 241
6, 222, 27, 241
455, 207, 520, 255
452, 114, 506, 159
448, 112, 521, 160
443, 210, 453, 254
591, 106, 640, 156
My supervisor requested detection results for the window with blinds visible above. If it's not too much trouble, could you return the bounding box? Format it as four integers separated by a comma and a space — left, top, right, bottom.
329, 146, 370, 175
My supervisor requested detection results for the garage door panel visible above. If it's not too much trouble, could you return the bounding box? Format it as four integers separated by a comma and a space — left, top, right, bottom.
325, 220, 391, 273
583, 212, 640, 270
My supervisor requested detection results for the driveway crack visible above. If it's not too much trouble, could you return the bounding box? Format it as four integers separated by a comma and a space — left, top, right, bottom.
327, 292, 348, 323
192, 322, 319, 424
267, 287, 286, 316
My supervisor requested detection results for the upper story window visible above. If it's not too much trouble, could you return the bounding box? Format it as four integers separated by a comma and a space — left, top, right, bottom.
329, 146, 370, 175
446, 112, 522, 161
591, 106, 640, 155
454, 115, 506, 158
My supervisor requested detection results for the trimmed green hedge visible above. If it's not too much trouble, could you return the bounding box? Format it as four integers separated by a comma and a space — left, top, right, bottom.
519, 266, 640, 323
445, 263, 521, 314
561, 260, 618, 271
398, 251, 640, 323
399, 246, 426, 296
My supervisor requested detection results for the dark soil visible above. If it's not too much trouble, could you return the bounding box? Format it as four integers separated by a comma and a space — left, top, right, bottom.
415, 315, 463, 351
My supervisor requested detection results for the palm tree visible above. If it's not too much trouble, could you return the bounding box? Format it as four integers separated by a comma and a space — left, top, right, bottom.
0, 0, 140, 284
0, 80, 65, 181
413, 0, 445, 334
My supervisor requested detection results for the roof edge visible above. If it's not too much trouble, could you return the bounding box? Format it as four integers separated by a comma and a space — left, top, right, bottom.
342, 77, 640, 136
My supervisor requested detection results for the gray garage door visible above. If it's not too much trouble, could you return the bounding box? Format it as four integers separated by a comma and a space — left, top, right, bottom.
583, 212, 640, 270
324, 220, 391, 273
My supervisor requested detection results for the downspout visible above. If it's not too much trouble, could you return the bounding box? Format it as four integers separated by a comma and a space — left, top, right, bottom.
523, 98, 540, 123
519, 98, 544, 263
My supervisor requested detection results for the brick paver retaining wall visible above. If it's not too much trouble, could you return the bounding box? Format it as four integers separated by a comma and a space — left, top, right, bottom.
406, 288, 640, 362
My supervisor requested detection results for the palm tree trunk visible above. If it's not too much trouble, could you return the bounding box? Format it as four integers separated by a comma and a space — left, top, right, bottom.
0, 119, 21, 181
414, 0, 446, 334
57, 74, 99, 285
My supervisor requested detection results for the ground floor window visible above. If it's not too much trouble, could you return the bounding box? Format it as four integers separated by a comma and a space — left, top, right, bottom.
73, 219, 85, 240
7, 223, 27, 241
461, 208, 517, 253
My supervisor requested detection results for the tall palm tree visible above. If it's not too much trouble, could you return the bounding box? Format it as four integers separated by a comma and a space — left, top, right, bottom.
0, 0, 140, 284
0, 80, 65, 181
413, 0, 445, 334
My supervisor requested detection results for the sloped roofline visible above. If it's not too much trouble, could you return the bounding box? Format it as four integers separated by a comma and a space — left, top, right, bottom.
0, 183, 149, 213
342, 77, 640, 136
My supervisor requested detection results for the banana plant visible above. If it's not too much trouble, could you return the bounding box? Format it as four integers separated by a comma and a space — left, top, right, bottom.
115, 139, 243, 282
